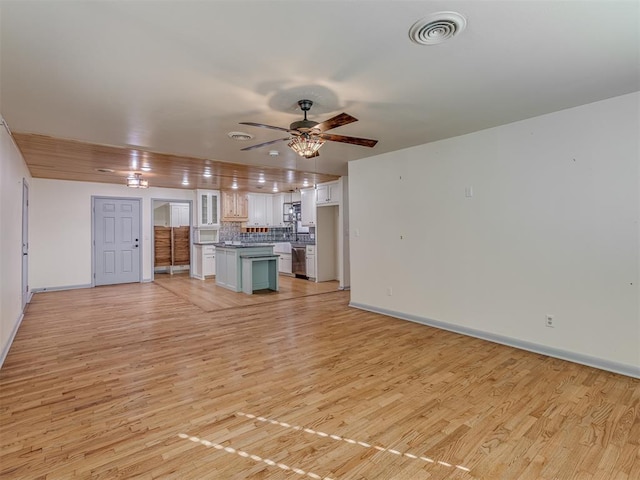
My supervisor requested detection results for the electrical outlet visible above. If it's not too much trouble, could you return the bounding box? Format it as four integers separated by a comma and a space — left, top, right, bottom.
545, 314, 554, 328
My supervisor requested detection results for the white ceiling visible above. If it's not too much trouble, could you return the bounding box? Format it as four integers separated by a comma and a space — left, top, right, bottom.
2, 0, 639, 178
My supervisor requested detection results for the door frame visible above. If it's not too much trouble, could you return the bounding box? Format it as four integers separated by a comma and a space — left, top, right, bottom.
91, 196, 143, 287
150, 198, 192, 282
22, 178, 31, 309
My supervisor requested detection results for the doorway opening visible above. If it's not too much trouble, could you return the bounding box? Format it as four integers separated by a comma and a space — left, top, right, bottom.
152, 200, 192, 278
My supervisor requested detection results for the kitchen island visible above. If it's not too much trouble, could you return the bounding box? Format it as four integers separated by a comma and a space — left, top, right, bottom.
214, 243, 278, 293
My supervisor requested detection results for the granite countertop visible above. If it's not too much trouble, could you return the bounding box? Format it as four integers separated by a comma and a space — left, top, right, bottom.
213, 243, 275, 248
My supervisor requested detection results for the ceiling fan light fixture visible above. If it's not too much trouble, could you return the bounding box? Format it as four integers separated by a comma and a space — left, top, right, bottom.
288, 134, 325, 158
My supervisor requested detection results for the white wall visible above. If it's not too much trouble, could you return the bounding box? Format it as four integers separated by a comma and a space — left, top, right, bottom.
30, 179, 195, 289
349, 92, 640, 377
0, 118, 32, 366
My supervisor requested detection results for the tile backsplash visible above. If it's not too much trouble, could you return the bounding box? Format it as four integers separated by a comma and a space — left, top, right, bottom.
218, 222, 314, 243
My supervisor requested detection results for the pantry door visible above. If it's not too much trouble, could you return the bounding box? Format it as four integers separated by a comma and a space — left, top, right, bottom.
93, 197, 142, 286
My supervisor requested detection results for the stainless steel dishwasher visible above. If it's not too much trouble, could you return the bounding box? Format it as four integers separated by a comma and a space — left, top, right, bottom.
291, 245, 307, 278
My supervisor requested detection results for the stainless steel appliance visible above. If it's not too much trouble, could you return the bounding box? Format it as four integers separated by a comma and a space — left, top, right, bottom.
291, 245, 307, 277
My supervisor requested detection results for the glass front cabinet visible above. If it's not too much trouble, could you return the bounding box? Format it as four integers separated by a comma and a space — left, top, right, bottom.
197, 190, 221, 227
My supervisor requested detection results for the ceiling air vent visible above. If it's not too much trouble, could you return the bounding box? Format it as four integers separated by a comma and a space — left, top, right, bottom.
409, 12, 467, 45
227, 131, 253, 141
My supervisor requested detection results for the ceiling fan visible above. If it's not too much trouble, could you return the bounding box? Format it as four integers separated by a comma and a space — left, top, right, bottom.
239, 99, 378, 158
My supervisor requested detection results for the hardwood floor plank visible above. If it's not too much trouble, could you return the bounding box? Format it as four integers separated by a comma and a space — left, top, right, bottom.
1, 279, 638, 479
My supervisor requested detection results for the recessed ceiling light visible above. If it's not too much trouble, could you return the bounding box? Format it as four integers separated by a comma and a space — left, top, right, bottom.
268, 150, 279, 157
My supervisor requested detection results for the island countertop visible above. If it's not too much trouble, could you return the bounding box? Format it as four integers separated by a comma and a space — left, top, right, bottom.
213, 243, 275, 249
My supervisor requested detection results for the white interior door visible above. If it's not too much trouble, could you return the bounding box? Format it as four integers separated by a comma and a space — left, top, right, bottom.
94, 197, 141, 286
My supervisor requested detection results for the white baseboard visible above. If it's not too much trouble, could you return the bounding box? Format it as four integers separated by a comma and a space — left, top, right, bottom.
0, 312, 24, 369
31, 283, 93, 293
349, 302, 640, 379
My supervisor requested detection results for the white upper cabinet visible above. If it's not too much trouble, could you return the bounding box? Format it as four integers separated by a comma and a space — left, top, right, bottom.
271, 193, 286, 227
316, 181, 341, 206
300, 188, 316, 226
170, 203, 190, 227
197, 190, 220, 227
248, 193, 274, 226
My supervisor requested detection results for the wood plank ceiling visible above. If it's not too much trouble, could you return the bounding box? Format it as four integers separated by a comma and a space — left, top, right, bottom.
14, 133, 339, 193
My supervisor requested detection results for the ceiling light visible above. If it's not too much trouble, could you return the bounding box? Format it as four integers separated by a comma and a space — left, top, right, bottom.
126, 173, 148, 188
268, 150, 279, 157
288, 134, 325, 158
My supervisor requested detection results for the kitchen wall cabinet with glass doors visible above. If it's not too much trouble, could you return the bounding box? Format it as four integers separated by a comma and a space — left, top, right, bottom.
197, 190, 221, 227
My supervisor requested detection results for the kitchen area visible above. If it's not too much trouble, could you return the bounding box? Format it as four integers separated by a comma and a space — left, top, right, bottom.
190, 177, 349, 294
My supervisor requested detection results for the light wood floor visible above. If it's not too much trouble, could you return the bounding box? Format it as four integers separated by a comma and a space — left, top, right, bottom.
153, 273, 341, 312
1, 278, 638, 479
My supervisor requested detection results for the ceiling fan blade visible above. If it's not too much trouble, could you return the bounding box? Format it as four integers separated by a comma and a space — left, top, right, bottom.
239, 122, 291, 133
315, 112, 358, 132
241, 138, 289, 151
319, 133, 378, 148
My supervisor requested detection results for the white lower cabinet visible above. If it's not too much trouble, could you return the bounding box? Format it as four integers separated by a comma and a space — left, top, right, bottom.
203, 246, 215, 276
278, 253, 292, 275
193, 245, 216, 280
306, 245, 316, 279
